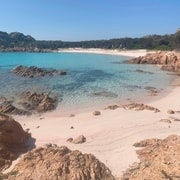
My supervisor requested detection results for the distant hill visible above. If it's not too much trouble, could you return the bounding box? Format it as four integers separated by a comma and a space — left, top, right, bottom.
0, 32, 36, 50
0, 30, 179, 52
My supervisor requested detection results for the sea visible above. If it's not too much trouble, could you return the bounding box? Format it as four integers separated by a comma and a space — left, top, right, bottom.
0, 52, 173, 114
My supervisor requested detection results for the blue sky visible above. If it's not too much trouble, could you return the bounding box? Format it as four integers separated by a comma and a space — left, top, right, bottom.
0, 0, 179, 41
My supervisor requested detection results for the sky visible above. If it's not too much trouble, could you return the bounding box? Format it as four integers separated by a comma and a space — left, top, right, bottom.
0, 0, 179, 41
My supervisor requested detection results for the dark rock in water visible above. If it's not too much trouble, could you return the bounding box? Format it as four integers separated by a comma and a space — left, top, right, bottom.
19, 91, 58, 113
91, 91, 118, 98
0, 91, 58, 115
0, 102, 30, 115
0, 113, 30, 171
144, 86, 157, 91
13, 65, 67, 78
135, 69, 154, 74
144, 86, 159, 96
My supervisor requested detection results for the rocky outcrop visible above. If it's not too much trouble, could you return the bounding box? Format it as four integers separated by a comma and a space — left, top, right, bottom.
0, 91, 58, 115
0, 113, 29, 171
128, 51, 180, 74
6, 144, 115, 180
19, 91, 58, 113
122, 135, 180, 180
13, 65, 67, 78
120, 103, 160, 113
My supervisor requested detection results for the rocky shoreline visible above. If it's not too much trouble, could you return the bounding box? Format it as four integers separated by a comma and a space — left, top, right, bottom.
0, 51, 180, 179
0, 65, 67, 115
128, 51, 180, 74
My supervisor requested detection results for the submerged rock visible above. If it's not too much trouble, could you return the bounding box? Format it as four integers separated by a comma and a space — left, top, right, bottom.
0, 102, 30, 116
135, 69, 154, 74
6, 144, 115, 180
19, 91, 58, 113
144, 86, 159, 96
0, 113, 30, 171
13, 65, 67, 78
122, 135, 180, 180
91, 91, 118, 98
0, 91, 58, 115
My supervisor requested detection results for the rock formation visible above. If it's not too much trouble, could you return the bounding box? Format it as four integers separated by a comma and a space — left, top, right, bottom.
67, 135, 86, 144
0, 113, 29, 171
0, 102, 30, 115
120, 103, 160, 113
6, 144, 115, 180
19, 91, 58, 113
122, 135, 180, 180
128, 51, 180, 74
0, 91, 58, 115
13, 65, 67, 78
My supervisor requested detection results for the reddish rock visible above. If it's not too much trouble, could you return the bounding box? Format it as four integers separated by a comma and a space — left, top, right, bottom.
0, 113, 29, 171
128, 51, 180, 74
6, 144, 115, 180
72, 135, 86, 144
122, 135, 180, 180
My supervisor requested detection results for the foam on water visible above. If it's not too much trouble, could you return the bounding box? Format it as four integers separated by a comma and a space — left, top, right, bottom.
0, 52, 173, 113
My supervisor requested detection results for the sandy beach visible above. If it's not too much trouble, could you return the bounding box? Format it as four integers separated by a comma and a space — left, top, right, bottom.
3, 49, 179, 178
12, 77, 180, 178
58, 48, 150, 57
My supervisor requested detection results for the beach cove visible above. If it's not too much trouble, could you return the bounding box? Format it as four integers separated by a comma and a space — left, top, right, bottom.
1, 49, 179, 178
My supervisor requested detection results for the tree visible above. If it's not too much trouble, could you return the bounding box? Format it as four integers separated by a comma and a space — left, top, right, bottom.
175, 29, 180, 50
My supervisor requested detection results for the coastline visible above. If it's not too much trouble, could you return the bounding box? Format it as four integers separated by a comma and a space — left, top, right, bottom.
2, 49, 180, 178
11, 75, 180, 178
58, 48, 151, 57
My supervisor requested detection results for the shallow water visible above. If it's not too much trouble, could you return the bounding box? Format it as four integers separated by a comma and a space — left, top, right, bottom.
0, 52, 173, 113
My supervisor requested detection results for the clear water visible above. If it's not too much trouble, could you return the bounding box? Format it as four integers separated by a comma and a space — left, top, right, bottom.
0, 52, 173, 113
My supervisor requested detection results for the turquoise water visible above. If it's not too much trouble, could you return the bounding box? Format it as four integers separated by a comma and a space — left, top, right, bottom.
0, 52, 173, 113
